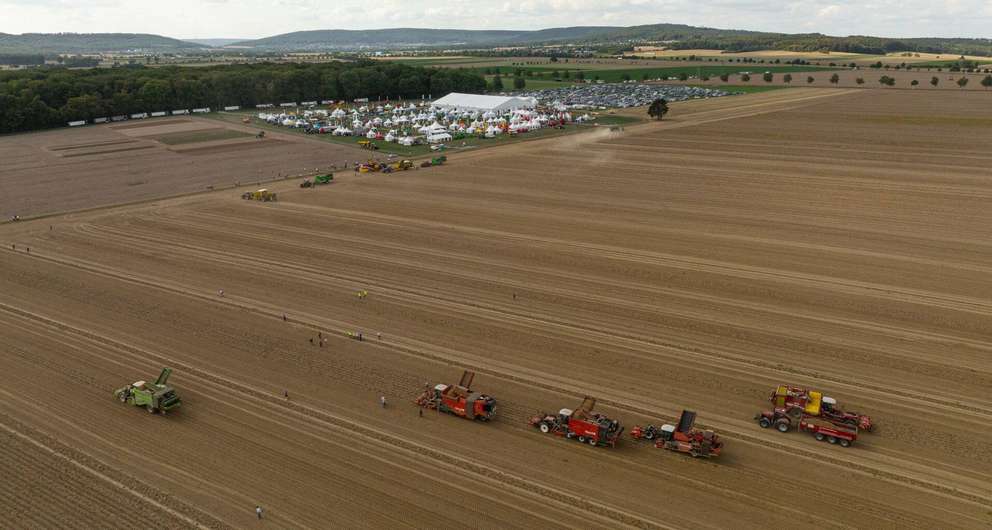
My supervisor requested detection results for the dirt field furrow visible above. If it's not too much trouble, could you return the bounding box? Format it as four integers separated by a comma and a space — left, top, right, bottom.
4, 88, 992, 528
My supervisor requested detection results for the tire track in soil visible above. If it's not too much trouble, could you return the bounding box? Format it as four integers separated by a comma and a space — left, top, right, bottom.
77, 221, 992, 420
0, 329, 575, 530
0, 301, 878, 530
0, 303, 669, 530
2, 249, 990, 512
0, 411, 224, 529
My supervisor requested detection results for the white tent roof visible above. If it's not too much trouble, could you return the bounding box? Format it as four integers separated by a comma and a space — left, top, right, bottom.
433, 93, 535, 112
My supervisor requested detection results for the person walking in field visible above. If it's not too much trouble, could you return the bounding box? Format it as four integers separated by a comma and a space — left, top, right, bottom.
380, 396, 387, 408
218, 289, 224, 297
255, 505, 264, 519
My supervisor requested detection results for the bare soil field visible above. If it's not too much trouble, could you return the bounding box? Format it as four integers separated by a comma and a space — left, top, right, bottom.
2, 88, 992, 528
0, 117, 364, 219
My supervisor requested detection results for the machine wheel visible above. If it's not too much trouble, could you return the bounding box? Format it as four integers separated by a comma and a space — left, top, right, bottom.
814, 432, 825, 441
118, 393, 127, 403
539, 423, 550, 434
827, 436, 837, 444
147, 405, 156, 414
758, 417, 771, 429
839, 439, 851, 447
775, 419, 790, 433
588, 438, 597, 446
577, 436, 586, 443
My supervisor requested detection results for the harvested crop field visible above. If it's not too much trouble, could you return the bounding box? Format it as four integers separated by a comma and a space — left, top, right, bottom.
0, 117, 366, 218
2, 88, 992, 528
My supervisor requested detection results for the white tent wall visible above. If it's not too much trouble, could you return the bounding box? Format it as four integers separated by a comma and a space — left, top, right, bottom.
433, 93, 535, 113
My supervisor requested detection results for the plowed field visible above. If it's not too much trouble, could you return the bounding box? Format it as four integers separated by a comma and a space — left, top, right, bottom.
2, 88, 991, 529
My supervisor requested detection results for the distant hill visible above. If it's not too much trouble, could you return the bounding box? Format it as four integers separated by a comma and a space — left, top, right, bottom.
184, 38, 244, 47
0, 33, 204, 54
229, 27, 620, 50
230, 24, 992, 57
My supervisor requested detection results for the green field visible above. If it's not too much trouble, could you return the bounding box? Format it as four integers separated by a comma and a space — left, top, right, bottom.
703, 84, 789, 94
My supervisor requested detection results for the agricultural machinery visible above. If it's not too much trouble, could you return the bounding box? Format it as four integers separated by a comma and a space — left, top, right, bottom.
114, 368, 181, 415
414, 370, 496, 421
756, 411, 858, 447
242, 189, 277, 201
768, 385, 873, 432
356, 160, 383, 173
300, 174, 333, 188
420, 155, 447, 168
630, 410, 723, 458
529, 397, 623, 447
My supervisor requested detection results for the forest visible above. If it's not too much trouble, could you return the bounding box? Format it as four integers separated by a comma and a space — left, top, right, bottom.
0, 60, 486, 134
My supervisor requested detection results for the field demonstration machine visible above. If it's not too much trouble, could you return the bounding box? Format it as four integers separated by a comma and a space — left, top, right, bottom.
300, 173, 334, 188
415, 370, 496, 421
114, 368, 181, 415
630, 410, 723, 458
242, 188, 277, 201
755, 385, 872, 447
529, 397, 623, 447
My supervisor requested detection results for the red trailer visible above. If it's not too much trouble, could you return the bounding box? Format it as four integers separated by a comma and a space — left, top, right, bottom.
799, 416, 857, 447
415, 371, 496, 421
529, 397, 623, 447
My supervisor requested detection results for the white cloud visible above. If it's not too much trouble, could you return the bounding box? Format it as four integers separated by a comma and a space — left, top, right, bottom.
0, 0, 988, 39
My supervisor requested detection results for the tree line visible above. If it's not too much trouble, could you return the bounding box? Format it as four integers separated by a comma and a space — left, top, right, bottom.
0, 60, 486, 134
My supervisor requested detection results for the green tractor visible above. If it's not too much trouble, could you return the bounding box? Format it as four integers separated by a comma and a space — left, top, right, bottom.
114, 368, 181, 415
314, 173, 334, 185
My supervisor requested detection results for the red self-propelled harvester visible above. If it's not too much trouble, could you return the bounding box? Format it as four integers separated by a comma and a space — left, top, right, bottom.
529, 397, 623, 447
767, 385, 873, 432
415, 370, 496, 421
631, 410, 723, 458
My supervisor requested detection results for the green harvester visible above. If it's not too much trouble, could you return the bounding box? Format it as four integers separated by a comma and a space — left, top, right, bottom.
114, 368, 181, 415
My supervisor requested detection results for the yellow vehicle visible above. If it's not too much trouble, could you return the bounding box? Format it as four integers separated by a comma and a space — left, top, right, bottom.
391, 159, 414, 171
357, 160, 383, 173
242, 188, 278, 201
358, 139, 379, 150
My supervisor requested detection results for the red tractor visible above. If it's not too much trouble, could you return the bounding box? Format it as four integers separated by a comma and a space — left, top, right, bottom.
631, 410, 723, 458
415, 370, 496, 421
529, 397, 623, 447
769, 385, 873, 432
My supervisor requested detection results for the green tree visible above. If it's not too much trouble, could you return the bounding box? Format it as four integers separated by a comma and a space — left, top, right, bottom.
763, 72, 773, 82
830, 73, 840, 84
783, 74, 792, 83
719, 73, 729, 82
807, 76, 815, 84
622, 73, 631, 81
513, 76, 525, 89
741, 73, 751, 82
982, 75, 992, 89
911, 79, 919, 87
957, 76, 969, 88
647, 98, 669, 120
856, 77, 865, 85
930, 76, 939, 87
576, 70, 585, 81
677, 72, 688, 81
490, 74, 504, 92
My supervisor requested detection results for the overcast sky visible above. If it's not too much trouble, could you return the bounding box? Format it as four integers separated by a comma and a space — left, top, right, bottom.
2, 0, 990, 40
